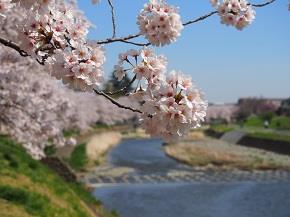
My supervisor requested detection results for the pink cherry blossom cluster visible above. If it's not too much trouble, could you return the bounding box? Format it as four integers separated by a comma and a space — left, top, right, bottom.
0, 0, 281, 158
211, 0, 256, 30
2, 0, 106, 91
0, 46, 137, 159
137, 0, 184, 46
139, 71, 207, 141
46, 41, 105, 91
115, 47, 167, 84
0, 46, 76, 159
115, 48, 207, 141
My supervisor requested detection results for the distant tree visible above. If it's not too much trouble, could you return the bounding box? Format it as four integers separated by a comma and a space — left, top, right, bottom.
259, 111, 275, 122
104, 73, 134, 98
0, 47, 137, 159
235, 98, 279, 122
277, 98, 290, 117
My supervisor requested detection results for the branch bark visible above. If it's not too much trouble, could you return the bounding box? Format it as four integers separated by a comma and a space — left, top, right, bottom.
96, 33, 141, 45
0, 37, 28, 57
93, 88, 142, 114
107, 0, 117, 38
183, 11, 218, 26
251, 0, 276, 7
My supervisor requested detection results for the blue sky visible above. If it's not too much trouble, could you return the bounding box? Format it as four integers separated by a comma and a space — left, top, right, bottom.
78, 0, 290, 103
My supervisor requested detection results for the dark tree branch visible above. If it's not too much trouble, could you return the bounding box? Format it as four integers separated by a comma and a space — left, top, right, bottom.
94, 88, 142, 114
0, 37, 28, 57
107, 0, 117, 38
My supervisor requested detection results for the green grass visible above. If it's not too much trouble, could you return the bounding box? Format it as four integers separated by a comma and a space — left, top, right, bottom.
0, 185, 53, 216
44, 145, 57, 156
210, 124, 234, 133
93, 123, 112, 130
270, 116, 290, 130
68, 143, 88, 171
244, 115, 290, 130
244, 116, 264, 127
0, 135, 118, 217
249, 132, 290, 142
63, 129, 80, 138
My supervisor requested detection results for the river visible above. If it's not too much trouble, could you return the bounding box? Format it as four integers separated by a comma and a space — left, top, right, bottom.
91, 138, 290, 217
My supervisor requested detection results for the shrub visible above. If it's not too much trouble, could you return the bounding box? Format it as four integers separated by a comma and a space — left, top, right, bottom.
244, 116, 264, 127
270, 116, 290, 130
68, 143, 88, 171
259, 112, 275, 122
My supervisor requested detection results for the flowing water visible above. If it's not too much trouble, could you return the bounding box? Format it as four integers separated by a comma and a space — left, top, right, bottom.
92, 139, 290, 217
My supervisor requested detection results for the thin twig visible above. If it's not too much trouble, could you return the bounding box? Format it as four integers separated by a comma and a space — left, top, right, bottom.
96, 33, 141, 44
183, 11, 218, 26
94, 89, 142, 114
105, 75, 137, 95
107, 0, 117, 38
117, 40, 150, 46
251, 0, 276, 7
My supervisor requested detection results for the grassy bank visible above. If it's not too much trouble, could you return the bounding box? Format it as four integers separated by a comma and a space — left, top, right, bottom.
208, 123, 290, 143
164, 132, 290, 171
0, 135, 117, 217
245, 115, 290, 130
67, 131, 122, 172
248, 132, 290, 142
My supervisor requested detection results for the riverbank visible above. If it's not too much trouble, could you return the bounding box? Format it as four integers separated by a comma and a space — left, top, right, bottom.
0, 135, 117, 217
164, 132, 290, 171
66, 127, 152, 173
72, 127, 290, 173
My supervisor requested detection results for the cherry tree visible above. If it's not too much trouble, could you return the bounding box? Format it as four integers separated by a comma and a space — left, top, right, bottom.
0, 46, 138, 159
0, 0, 282, 157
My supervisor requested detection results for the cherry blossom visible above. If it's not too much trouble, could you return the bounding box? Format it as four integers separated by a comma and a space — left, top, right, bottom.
0, 46, 137, 159
115, 47, 167, 85
137, 0, 184, 46
114, 65, 126, 81
138, 71, 207, 141
0, 0, 280, 156
91, 0, 100, 4
213, 0, 256, 30
0, 0, 14, 17
1, 0, 106, 91
117, 48, 207, 141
